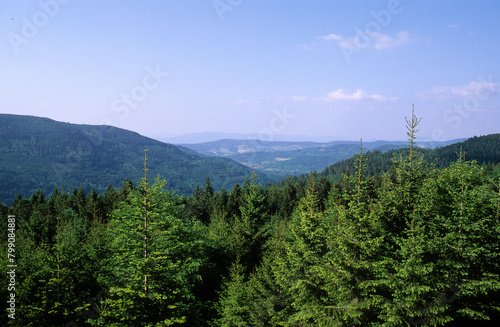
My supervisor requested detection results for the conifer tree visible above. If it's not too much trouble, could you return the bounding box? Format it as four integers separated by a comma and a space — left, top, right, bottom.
11, 201, 103, 327
239, 172, 267, 272
273, 171, 336, 325
411, 150, 500, 324
244, 218, 291, 326
372, 107, 439, 324
216, 257, 250, 327
216, 196, 251, 326
319, 139, 386, 325
217, 173, 269, 326
228, 182, 244, 218
101, 151, 205, 326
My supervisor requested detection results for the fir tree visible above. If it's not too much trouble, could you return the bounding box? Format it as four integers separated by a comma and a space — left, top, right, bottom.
100, 151, 205, 326
273, 172, 336, 325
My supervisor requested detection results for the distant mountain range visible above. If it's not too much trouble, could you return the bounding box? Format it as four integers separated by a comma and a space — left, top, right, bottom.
156, 132, 340, 144
0, 114, 264, 205
180, 138, 466, 174
0, 113, 492, 206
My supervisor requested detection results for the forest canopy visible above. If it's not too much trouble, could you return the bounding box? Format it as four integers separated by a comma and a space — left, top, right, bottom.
1, 113, 499, 326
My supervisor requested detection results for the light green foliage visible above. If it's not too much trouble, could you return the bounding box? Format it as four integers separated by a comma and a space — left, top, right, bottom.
217, 259, 250, 327
273, 172, 337, 325
3, 112, 500, 326
215, 173, 271, 326
413, 154, 500, 324
100, 175, 205, 326
263, 110, 500, 326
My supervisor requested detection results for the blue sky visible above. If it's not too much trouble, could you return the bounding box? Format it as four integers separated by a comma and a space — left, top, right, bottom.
1, 0, 499, 142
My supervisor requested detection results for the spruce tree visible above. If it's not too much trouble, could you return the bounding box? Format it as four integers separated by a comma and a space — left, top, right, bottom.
412, 151, 500, 324
100, 151, 205, 326
216, 173, 269, 326
373, 107, 439, 324
273, 172, 336, 325
216, 258, 250, 327
319, 139, 386, 325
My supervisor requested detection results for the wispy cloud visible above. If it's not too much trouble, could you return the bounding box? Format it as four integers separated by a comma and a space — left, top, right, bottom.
319, 33, 343, 42
296, 42, 318, 51
287, 89, 398, 103
446, 24, 460, 29
234, 89, 398, 107
323, 89, 397, 101
319, 30, 415, 51
417, 80, 499, 99
233, 99, 263, 107
291, 95, 308, 102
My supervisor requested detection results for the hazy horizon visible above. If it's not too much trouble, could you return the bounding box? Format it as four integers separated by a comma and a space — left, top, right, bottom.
153, 130, 470, 145
0, 111, 479, 145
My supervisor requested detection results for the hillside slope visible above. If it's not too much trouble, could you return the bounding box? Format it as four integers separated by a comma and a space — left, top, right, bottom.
0, 114, 261, 205
317, 134, 500, 181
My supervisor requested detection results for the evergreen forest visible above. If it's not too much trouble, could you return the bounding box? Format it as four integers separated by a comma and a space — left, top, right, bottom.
1, 113, 500, 326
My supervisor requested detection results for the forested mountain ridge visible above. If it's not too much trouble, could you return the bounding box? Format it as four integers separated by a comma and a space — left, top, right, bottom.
316, 133, 500, 182
0, 114, 264, 205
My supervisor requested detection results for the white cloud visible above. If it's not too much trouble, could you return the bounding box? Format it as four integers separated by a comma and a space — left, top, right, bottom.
327, 89, 365, 100
446, 24, 460, 29
372, 31, 413, 50
325, 89, 397, 102
319, 30, 414, 51
319, 33, 343, 41
235, 89, 398, 108
288, 89, 397, 103
419, 80, 499, 99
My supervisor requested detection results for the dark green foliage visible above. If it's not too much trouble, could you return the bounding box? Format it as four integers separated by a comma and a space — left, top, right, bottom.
2, 186, 111, 327
2, 113, 500, 326
318, 133, 500, 184
0, 114, 265, 205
